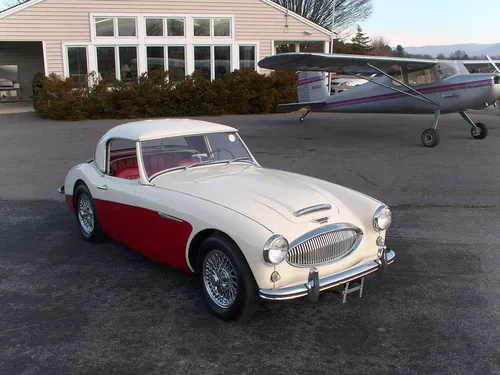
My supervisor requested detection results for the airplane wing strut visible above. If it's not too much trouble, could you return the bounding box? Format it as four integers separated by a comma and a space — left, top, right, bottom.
363, 63, 441, 108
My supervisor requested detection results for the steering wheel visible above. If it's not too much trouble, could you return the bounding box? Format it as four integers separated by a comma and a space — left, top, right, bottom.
207, 148, 235, 160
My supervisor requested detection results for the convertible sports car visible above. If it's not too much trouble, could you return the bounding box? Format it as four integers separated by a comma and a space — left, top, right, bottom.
58, 119, 396, 320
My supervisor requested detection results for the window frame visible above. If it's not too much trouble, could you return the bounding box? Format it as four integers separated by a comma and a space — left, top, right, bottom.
213, 17, 231, 37
63, 45, 90, 82
193, 17, 212, 37
94, 17, 115, 38
117, 17, 138, 37
87, 14, 259, 81
238, 44, 257, 71
145, 17, 165, 37
166, 17, 186, 37
194, 44, 212, 80
214, 45, 232, 80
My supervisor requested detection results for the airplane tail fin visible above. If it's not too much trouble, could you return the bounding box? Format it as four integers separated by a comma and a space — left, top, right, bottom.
297, 71, 329, 103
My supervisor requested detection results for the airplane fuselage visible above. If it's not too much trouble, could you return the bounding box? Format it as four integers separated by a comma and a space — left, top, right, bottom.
318, 73, 500, 115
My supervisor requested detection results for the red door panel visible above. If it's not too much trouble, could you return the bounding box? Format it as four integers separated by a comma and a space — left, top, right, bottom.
94, 200, 193, 272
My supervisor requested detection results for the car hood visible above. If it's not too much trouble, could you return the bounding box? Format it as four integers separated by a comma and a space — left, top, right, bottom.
152, 164, 359, 231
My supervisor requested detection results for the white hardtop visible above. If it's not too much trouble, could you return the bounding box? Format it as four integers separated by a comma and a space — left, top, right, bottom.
102, 118, 238, 142
93, 119, 238, 172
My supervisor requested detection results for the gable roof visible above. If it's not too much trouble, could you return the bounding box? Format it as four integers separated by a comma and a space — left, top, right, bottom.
0, 0, 41, 17
260, 0, 331, 36
0, 0, 332, 36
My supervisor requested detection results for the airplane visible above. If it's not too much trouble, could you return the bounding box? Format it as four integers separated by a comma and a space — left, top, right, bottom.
257, 53, 500, 147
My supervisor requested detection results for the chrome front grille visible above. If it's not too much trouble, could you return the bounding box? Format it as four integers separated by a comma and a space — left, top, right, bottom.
286, 224, 362, 267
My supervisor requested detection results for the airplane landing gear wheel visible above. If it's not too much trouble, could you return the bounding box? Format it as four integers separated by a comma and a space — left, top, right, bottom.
299, 116, 305, 122
471, 122, 488, 139
421, 128, 440, 147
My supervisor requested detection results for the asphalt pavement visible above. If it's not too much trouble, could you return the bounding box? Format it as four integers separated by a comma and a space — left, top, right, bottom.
1, 109, 500, 375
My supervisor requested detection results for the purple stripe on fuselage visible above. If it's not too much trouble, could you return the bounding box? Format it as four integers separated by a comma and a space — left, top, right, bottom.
297, 77, 325, 86
323, 79, 492, 108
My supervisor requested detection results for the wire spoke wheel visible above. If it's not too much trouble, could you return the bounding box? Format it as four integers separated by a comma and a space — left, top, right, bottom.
78, 194, 95, 235
203, 249, 239, 309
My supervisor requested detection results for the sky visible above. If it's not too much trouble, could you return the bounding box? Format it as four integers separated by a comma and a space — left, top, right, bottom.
357, 0, 500, 47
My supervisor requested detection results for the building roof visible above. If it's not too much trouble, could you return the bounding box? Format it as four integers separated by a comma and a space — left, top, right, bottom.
102, 119, 238, 142
0, 0, 37, 15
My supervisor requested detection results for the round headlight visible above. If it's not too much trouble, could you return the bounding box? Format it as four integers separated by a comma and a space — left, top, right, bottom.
374, 205, 392, 231
263, 234, 289, 264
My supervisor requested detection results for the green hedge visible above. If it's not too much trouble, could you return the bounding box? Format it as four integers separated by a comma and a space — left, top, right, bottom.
33, 69, 298, 121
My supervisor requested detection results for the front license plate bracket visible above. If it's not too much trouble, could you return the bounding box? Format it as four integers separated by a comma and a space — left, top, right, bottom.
341, 278, 365, 303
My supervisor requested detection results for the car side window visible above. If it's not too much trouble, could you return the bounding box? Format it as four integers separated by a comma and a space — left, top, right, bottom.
107, 139, 140, 180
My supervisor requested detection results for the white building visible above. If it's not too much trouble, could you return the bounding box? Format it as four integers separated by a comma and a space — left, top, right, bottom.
0, 0, 331, 101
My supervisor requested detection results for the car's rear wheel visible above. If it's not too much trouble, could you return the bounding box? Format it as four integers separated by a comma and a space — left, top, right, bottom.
197, 234, 260, 321
74, 184, 105, 242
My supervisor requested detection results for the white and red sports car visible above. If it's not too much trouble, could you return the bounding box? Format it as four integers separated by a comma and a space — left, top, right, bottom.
59, 119, 395, 320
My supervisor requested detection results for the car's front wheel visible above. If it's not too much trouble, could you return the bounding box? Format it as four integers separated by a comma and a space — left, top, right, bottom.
197, 234, 260, 321
74, 184, 105, 243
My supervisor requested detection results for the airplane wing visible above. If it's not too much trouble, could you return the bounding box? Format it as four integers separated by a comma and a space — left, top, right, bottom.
258, 52, 438, 75
462, 59, 500, 72
277, 100, 326, 113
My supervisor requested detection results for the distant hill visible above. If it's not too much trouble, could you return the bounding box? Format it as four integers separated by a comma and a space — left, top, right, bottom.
404, 43, 500, 58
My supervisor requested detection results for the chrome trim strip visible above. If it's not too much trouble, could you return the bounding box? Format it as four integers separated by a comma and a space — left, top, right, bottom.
293, 203, 332, 217
157, 212, 184, 223
259, 249, 395, 301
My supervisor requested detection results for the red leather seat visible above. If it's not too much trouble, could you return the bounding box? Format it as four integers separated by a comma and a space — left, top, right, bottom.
114, 166, 140, 179
177, 159, 196, 166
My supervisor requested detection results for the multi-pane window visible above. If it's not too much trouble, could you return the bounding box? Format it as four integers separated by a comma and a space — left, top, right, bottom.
67, 46, 88, 86
95, 17, 114, 37
193, 18, 211, 36
147, 46, 165, 72
117, 18, 136, 37
95, 17, 137, 37
214, 18, 230, 37
96, 47, 116, 80
119, 46, 138, 81
145, 46, 186, 81
167, 18, 185, 36
239, 46, 255, 70
214, 46, 231, 80
67, 47, 88, 77
168, 46, 186, 81
146, 18, 163, 37
194, 46, 211, 80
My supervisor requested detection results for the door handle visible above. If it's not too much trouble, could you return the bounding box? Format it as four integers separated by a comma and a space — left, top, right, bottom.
97, 184, 108, 190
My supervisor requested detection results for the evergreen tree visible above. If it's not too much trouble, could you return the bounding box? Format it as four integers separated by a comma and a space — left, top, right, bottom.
350, 25, 370, 54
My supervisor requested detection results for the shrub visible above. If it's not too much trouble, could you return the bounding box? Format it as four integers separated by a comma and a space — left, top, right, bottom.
34, 69, 298, 121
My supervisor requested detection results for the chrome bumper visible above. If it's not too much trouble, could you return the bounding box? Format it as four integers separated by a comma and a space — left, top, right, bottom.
259, 248, 395, 301
58, 185, 65, 195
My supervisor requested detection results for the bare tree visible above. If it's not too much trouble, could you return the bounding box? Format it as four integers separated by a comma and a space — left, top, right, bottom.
449, 49, 469, 60
271, 0, 372, 38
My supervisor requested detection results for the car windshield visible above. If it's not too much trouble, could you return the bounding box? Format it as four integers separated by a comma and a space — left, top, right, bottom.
140, 131, 254, 180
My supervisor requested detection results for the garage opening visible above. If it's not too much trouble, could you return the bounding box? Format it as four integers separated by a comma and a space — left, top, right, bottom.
0, 41, 45, 102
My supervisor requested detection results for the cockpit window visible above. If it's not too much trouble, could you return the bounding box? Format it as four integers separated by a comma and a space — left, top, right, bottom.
437, 61, 469, 79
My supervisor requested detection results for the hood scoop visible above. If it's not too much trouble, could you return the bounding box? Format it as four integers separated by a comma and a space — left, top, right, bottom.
293, 203, 332, 217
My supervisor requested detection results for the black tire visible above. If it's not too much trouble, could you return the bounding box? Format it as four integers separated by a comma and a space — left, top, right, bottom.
196, 234, 260, 321
421, 128, 440, 147
471, 122, 488, 139
74, 184, 106, 243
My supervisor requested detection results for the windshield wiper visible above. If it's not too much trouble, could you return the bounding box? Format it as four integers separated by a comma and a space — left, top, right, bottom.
186, 160, 226, 169
227, 157, 254, 165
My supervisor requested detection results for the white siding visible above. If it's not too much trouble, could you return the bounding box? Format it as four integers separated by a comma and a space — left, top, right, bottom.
0, 0, 330, 76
